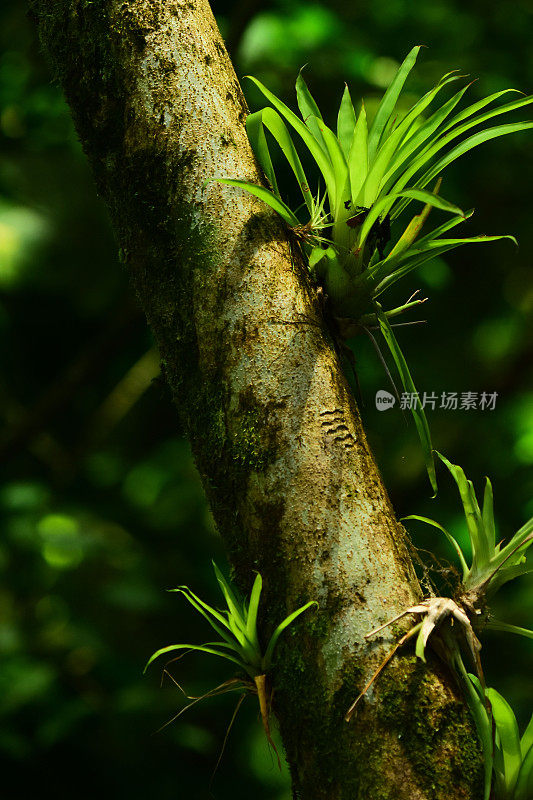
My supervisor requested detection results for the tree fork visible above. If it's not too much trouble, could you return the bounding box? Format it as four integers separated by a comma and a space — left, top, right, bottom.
30, 1, 484, 797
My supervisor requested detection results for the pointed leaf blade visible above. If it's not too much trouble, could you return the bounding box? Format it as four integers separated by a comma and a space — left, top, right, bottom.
458, 667, 492, 800
172, 587, 237, 645
485, 619, 533, 639
374, 303, 437, 494
486, 687, 522, 794
263, 601, 317, 668
257, 107, 315, 213
413, 121, 533, 198
337, 84, 357, 157
245, 76, 337, 206
296, 69, 327, 152
482, 477, 496, 554
515, 744, 533, 800
144, 643, 247, 674
435, 452, 489, 576
382, 82, 473, 189
348, 103, 369, 205
246, 109, 280, 196
521, 715, 533, 759
317, 118, 349, 216
245, 572, 263, 647
215, 179, 300, 226
368, 45, 421, 161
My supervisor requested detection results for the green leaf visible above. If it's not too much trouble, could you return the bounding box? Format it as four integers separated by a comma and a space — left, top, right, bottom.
210, 564, 255, 658
246, 108, 314, 213
486, 562, 533, 597
411, 120, 533, 201
172, 585, 230, 628
245, 76, 337, 207
485, 619, 533, 639
214, 179, 300, 226
373, 232, 516, 296
487, 687, 522, 795
246, 109, 280, 196
263, 601, 317, 669
521, 715, 533, 759
468, 673, 485, 700
482, 477, 496, 555
386, 179, 441, 259
348, 103, 369, 205
374, 303, 437, 494
414, 209, 474, 247
308, 245, 326, 268
245, 572, 262, 648
212, 562, 246, 629
392, 94, 533, 209
415, 233, 517, 253
172, 587, 236, 646
382, 81, 474, 190
367, 45, 421, 162
362, 74, 463, 206
308, 245, 338, 276
317, 118, 349, 216
357, 188, 464, 264
521, 716, 533, 761
497, 516, 533, 566
435, 452, 490, 577
144, 643, 248, 674
458, 667, 492, 800
296, 69, 328, 153
441, 88, 526, 134
515, 745, 533, 800
402, 515, 469, 581
390, 114, 533, 219
337, 84, 357, 157
396, 188, 464, 215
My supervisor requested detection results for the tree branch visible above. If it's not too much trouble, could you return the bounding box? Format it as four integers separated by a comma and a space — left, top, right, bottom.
30, 1, 484, 796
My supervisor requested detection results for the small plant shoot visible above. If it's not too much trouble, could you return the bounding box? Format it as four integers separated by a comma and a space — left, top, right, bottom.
346, 453, 532, 800
145, 562, 317, 762
218, 46, 533, 492
405, 452, 533, 619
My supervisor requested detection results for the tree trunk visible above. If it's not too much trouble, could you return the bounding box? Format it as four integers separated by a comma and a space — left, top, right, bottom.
30, 1, 484, 797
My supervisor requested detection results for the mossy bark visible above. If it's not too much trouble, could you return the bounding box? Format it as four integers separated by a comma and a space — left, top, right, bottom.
30, 1, 484, 797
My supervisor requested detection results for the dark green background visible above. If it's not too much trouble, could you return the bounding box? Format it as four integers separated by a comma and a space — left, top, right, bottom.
0, 1, 531, 797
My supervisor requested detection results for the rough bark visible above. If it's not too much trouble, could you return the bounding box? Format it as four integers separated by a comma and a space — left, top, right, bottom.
30, 2, 484, 797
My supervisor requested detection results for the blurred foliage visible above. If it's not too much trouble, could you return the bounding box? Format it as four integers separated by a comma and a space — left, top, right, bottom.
0, 0, 531, 797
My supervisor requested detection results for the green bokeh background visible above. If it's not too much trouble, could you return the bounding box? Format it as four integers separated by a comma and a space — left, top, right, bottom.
1, 1, 531, 798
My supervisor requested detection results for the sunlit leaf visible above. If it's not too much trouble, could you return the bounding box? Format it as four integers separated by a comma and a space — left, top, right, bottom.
215, 179, 300, 225
296, 69, 328, 153
348, 103, 368, 205
245, 75, 337, 206
144, 643, 248, 674
367, 45, 421, 161
486, 687, 522, 795
337, 84, 357, 157
515, 745, 533, 800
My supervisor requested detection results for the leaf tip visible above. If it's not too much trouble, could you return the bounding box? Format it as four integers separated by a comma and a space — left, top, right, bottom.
143, 654, 156, 674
